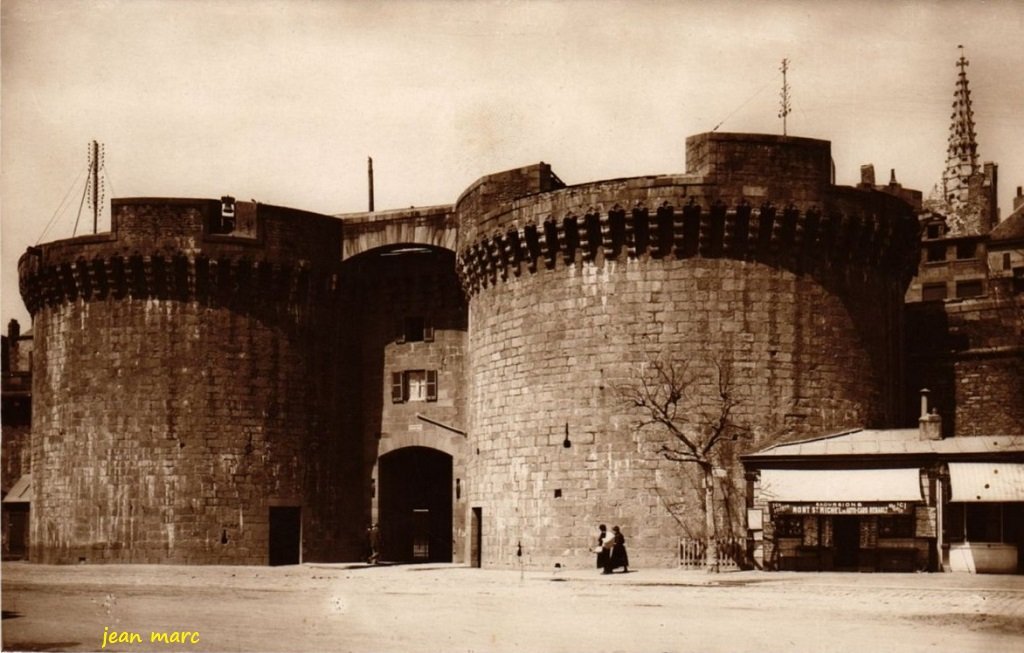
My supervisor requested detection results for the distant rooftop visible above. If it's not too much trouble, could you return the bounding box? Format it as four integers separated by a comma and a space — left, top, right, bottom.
744, 428, 1024, 461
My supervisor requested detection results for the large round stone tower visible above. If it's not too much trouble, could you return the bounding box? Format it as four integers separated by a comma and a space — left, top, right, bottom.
18, 198, 361, 564
454, 133, 920, 568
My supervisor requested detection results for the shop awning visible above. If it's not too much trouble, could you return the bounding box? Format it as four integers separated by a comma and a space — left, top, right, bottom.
2, 474, 31, 504
759, 468, 922, 502
949, 463, 1024, 502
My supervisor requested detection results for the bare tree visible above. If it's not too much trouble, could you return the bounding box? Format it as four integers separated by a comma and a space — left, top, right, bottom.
619, 357, 751, 572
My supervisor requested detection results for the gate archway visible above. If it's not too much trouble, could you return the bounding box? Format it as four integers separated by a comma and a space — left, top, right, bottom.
378, 447, 453, 563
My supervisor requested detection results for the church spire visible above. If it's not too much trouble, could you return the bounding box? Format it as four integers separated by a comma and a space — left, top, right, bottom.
940, 45, 982, 234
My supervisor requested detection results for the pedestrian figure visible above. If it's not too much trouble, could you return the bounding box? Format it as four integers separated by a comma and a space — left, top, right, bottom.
367, 522, 382, 565
595, 524, 611, 570
603, 525, 629, 574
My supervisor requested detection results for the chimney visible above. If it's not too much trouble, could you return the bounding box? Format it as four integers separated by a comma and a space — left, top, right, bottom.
918, 388, 942, 440
7, 319, 20, 341
368, 156, 375, 213
859, 164, 875, 188
1014, 186, 1023, 211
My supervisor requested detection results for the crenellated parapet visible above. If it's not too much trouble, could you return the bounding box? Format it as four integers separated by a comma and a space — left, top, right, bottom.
19, 198, 344, 321
455, 187, 920, 296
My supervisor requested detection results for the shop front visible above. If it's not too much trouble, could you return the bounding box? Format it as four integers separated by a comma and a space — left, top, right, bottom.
945, 463, 1024, 574
742, 424, 1024, 574
755, 468, 933, 572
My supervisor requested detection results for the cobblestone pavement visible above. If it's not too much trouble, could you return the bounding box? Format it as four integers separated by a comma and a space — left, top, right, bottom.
3, 562, 1023, 653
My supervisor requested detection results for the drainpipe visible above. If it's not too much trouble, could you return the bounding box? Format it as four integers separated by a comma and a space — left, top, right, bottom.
936, 472, 945, 573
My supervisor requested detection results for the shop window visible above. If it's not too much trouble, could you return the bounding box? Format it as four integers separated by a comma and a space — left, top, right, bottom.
921, 283, 947, 302
955, 279, 984, 298
926, 244, 946, 263
965, 503, 1002, 542
878, 515, 914, 538
390, 370, 438, 403
396, 316, 434, 344
955, 242, 977, 260
774, 515, 803, 538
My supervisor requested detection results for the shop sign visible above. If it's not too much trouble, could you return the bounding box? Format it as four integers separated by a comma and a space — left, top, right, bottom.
771, 501, 912, 515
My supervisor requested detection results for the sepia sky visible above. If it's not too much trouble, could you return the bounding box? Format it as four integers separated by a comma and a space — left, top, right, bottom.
2, 0, 1023, 328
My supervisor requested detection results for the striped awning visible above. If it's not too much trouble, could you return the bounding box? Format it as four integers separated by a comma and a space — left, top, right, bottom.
759, 468, 922, 502
949, 463, 1024, 502
2, 474, 31, 504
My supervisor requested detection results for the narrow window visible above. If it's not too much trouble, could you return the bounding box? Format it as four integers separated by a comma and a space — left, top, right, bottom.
406, 370, 427, 401
1003, 253, 1012, 271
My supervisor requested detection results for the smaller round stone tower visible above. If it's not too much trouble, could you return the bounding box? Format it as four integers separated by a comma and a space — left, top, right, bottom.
18, 198, 359, 564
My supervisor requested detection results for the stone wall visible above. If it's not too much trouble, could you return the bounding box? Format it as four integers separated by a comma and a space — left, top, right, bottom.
465, 256, 899, 569
906, 287, 1024, 436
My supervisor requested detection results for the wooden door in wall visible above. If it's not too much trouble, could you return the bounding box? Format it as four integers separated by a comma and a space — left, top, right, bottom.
470, 507, 482, 568
833, 516, 859, 570
269, 507, 301, 566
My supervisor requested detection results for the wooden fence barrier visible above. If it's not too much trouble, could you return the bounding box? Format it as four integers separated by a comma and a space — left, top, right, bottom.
679, 536, 746, 569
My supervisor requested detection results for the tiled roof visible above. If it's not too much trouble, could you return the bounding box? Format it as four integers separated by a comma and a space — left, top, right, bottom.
746, 428, 1024, 459
989, 205, 1024, 242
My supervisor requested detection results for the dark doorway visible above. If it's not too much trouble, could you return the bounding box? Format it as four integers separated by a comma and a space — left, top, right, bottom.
269, 507, 301, 566
4, 505, 28, 559
379, 447, 453, 563
471, 507, 482, 568
833, 516, 859, 569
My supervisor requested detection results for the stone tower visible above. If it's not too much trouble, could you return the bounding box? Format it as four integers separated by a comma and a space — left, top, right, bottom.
455, 133, 921, 569
17, 199, 363, 564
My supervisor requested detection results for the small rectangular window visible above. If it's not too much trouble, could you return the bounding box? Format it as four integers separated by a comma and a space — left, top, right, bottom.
955, 280, 984, 298
398, 316, 433, 343
921, 283, 947, 302
926, 244, 946, 263
955, 242, 976, 260
926, 224, 940, 239
406, 370, 427, 401
1003, 253, 1012, 271
392, 370, 439, 402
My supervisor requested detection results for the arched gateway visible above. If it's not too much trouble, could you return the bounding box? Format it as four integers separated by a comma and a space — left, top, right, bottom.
378, 447, 453, 562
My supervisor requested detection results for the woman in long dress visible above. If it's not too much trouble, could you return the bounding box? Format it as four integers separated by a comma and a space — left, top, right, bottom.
604, 526, 629, 574
596, 524, 611, 570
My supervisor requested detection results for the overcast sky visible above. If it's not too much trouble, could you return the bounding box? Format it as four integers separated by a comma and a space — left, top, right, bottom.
3, 0, 1023, 328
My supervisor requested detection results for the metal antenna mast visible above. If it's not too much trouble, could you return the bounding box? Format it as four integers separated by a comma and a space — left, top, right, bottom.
85, 140, 105, 234
778, 58, 791, 136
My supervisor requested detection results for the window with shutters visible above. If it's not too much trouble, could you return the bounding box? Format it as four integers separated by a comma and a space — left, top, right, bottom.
396, 316, 434, 344
390, 370, 438, 403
